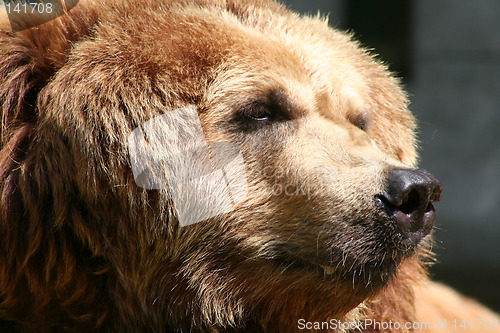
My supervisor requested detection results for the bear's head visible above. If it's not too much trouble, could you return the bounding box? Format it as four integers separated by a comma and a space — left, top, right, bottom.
0, 0, 441, 331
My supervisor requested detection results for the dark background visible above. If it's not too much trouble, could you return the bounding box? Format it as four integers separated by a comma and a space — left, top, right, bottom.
282, 0, 500, 312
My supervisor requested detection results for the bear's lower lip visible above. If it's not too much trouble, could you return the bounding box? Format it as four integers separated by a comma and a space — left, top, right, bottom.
276, 256, 401, 289
279, 250, 403, 280
276, 258, 340, 280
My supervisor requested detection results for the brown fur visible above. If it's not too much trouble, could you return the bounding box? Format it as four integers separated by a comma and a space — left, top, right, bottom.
0, 0, 498, 332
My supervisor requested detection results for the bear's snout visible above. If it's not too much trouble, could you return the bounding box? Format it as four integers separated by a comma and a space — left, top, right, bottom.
376, 168, 442, 245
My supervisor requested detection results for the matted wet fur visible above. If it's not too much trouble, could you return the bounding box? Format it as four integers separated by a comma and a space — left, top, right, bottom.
0, 0, 498, 332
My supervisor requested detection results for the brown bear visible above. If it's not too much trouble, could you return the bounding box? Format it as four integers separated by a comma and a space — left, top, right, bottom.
0, 0, 498, 332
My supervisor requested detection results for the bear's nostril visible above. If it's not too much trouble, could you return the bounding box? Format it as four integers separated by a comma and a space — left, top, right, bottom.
376, 168, 442, 245
399, 188, 421, 215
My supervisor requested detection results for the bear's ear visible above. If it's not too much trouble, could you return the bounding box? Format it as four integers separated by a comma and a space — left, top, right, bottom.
0, 4, 96, 145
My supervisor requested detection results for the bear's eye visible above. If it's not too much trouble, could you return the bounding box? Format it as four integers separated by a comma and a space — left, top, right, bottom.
348, 114, 369, 131
242, 104, 273, 121
234, 93, 292, 132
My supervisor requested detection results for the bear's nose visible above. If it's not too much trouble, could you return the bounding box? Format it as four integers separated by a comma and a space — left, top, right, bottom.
376, 168, 442, 244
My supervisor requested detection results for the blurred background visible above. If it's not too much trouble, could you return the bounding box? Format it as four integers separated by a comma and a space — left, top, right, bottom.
281, 0, 500, 312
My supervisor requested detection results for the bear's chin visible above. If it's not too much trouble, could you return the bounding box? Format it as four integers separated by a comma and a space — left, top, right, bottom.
271, 229, 424, 289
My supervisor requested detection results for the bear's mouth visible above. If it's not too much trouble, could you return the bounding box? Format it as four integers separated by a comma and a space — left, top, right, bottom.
276, 251, 401, 286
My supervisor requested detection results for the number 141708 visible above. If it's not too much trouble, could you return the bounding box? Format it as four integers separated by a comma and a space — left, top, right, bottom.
451, 319, 499, 330
5, 2, 54, 14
